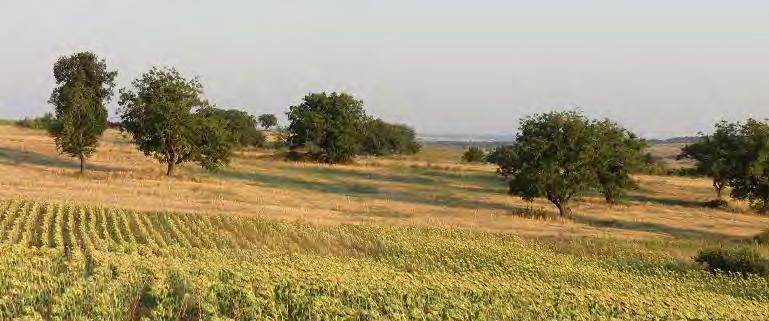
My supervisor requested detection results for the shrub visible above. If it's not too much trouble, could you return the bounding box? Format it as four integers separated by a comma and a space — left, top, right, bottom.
359, 119, 421, 156
695, 245, 769, 277
461, 146, 485, 163
15, 113, 55, 131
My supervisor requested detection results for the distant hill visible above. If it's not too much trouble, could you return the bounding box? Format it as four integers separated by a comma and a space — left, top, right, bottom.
419, 133, 701, 148
646, 136, 701, 145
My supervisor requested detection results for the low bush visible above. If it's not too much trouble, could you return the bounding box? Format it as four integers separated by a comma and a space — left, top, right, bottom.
15, 113, 55, 130
695, 245, 769, 277
461, 146, 485, 163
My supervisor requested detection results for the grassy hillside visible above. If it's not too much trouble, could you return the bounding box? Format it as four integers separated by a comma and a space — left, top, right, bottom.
0, 125, 765, 240
0, 199, 767, 320
0, 124, 768, 319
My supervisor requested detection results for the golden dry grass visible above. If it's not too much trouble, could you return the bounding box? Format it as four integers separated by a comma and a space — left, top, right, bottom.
0, 124, 766, 240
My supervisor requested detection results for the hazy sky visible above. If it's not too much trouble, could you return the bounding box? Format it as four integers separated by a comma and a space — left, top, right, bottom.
1, 1, 768, 138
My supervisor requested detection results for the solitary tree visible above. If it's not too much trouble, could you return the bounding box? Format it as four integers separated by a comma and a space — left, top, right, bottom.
286, 92, 367, 163
118, 67, 234, 176
592, 119, 646, 204
507, 111, 600, 217
678, 121, 741, 199
258, 113, 278, 130
47, 52, 117, 174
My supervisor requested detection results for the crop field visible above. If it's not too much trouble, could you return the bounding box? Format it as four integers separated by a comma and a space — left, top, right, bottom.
0, 199, 768, 320
1, 125, 769, 320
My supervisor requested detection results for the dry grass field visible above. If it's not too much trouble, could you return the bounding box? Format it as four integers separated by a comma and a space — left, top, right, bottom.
0, 124, 765, 242
1, 124, 768, 319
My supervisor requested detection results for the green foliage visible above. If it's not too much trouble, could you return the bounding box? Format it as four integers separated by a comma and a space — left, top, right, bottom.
485, 145, 516, 178
47, 52, 117, 174
118, 67, 234, 175
506, 111, 600, 217
194, 108, 238, 171
359, 118, 421, 156
678, 121, 742, 198
257, 113, 278, 130
461, 146, 486, 163
206, 108, 266, 148
677, 119, 769, 212
286, 92, 367, 163
723, 119, 769, 212
15, 113, 55, 131
591, 119, 646, 203
695, 245, 769, 277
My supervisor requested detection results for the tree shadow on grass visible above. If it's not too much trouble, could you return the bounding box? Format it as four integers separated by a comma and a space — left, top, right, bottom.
626, 194, 706, 209
0, 146, 123, 173
285, 166, 439, 186
573, 214, 740, 240
284, 164, 506, 196
217, 169, 513, 211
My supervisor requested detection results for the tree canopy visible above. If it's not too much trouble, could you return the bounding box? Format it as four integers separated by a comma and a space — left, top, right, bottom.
506, 111, 600, 217
359, 118, 421, 156
591, 119, 646, 204
724, 119, 769, 212
208, 109, 266, 148
118, 67, 235, 176
258, 114, 278, 130
461, 146, 486, 163
485, 145, 516, 178
286, 92, 367, 163
678, 121, 742, 199
503, 111, 643, 216
47, 51, 117, 174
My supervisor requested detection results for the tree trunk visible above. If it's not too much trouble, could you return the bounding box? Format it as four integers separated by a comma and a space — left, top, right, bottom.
714, 181, 723, 199
553, 201, 571, 218
166, 162, 176, 176
79, 154, 85, 174
604, 192, 615, 205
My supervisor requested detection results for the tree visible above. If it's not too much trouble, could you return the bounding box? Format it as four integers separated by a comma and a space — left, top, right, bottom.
47, 52, 117, 174
592, 119, 646, 204
726, 119, 769, 213
118, 67, 235, 176
286, 92, 367, 163
461, 146, 486, 163
258, 114, 278, 130
485, 145, 516, 179
506, 111, 600, 217
678, 121, 741, 199
359, 118, 421, 156
209, 109, 266, 148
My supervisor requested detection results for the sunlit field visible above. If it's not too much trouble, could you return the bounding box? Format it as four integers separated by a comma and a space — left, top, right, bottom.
1, 124, 768, 319
0, 125, 765, 240
0, 199, 767, 320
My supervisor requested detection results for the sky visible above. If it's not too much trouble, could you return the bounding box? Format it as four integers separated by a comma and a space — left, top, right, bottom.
0, 0, 768, 138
